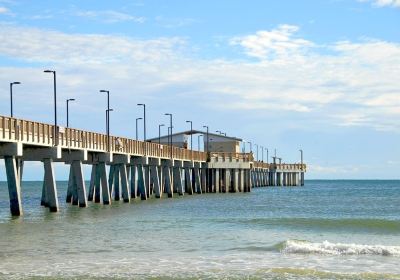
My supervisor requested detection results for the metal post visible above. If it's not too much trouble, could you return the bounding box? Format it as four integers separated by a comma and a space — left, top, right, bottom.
261, 145, 264, 162
300, 149, 303, 167
44, 70, 57, 145
10, 82, 20, 118
255, 144, 258, 161
66, 98, 75, 128
266, 148, 269, 163
198, 134, 203, 151
165, 113, 172, 158
159, 124, 165, 144
203, 125, 209, 154
100, 90, 110, 151
137, 104, 146, 141
186, 120, 192, 150
136, 117, 142, 140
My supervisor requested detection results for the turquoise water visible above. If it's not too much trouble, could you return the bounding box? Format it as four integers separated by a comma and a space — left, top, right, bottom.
0, 180, 399, 279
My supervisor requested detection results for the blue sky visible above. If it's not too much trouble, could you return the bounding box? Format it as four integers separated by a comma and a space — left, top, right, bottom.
0, 0, 399, 180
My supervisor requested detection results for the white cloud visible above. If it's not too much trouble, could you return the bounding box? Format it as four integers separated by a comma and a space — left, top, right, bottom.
359, 0, 400, 7
230, 24, 313, 60
0, 24, 183, 64
75, 10, 145, 23
0, 6, 10, 14
0, 23, 399, 135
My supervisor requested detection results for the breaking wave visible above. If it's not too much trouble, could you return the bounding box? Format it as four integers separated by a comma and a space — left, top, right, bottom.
280, 240, 400, 256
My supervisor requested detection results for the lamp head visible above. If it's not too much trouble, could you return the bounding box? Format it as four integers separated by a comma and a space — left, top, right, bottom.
11, 82, 21, 85
100, 90, 109, 93
68, 98, 75, 101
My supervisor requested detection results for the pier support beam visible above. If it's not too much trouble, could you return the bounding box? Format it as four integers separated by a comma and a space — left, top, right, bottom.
87, 164, 96, 201
163, 165, 173, 197
120, 164, 130, 202
194, 166, 202, 194
41, 158, 59, 212
66, 161, 88, 207
184, 167, 193, 195
130, 165, 138, 198
224, 169, 230, 192
231, 169, 238, 193
201, 168, 207, 193
214, 169, 220, 193
151, 165, 161, 198
4, 156, 23, 216
137, 165, 148, 200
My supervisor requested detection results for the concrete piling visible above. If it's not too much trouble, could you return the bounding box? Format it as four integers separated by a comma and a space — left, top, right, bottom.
4, 156, 23, 216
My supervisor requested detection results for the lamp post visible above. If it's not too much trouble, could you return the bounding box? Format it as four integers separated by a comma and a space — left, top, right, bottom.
44, 70, 58, 146
10, 82, 21, 118
136, 117, 142, 140
266, 148, 269, 163
216, 130, 222, 135
254, 144, 259, 161
100, 90, 110, 151
299, 149, 303, 168
260, 145, 264, 162
66, 98, 75, 128
106, 109, 113, 149
158, 124, 165, 144
203, 125, 209, 154
247, 141, 252, 152
165, 113, 172, 158
242, 141, 246, 153
186, 120, 193, 150
198, 134, 203, 151
247, 141, 253, 160
137, 104, 146, 141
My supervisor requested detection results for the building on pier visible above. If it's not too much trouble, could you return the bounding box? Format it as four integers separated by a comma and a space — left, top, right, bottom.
147, 130, 242, 153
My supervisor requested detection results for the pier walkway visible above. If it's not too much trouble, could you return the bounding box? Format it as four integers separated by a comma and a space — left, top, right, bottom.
0, 115, 306, 216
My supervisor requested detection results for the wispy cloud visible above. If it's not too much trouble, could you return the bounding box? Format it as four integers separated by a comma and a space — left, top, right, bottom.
0, 6, 10, 14
155, 16, 198, 28
358, 0, 400, 8
75, 10, 145, 23
230, 24, 313, 61
0, 23, 399, 134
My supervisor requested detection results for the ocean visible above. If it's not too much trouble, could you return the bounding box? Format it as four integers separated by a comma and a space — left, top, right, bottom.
0, 180, 399, 279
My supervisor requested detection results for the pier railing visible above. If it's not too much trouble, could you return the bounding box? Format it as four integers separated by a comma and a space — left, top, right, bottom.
210, 152, 254, 162
0, 115, 207, 162
253, 161, 307, 171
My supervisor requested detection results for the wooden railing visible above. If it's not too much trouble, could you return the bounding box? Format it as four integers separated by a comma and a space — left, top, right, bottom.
210, 152, 254, 162
0, 115, 207, 162
253, 161, 306, 171
0, 116, 307, 168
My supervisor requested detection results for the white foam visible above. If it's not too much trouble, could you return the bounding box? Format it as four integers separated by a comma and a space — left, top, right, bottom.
281, 240, 400, 256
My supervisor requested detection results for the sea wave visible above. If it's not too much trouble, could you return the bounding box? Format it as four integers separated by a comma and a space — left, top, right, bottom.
233, 217, 400, 233
280, 240, 400, 256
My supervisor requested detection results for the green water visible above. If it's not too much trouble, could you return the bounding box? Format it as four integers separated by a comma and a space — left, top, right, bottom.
0, 180, 399, 279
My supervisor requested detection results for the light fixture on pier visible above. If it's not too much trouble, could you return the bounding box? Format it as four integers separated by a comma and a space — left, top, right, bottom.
10, 82, 21, 118
66, 98, 75, 128
137, 104, 146, 142
44, 70, 58, 146
186, 120, 193, 150
100, 90, 110, 151
136, 117, 143, 140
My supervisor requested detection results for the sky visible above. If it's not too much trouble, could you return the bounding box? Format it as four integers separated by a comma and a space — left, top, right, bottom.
0, 0, 399, 180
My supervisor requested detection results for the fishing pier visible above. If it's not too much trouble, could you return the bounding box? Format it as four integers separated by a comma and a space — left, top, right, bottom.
0, 115, 306, 216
